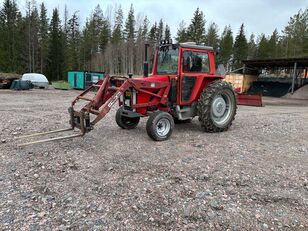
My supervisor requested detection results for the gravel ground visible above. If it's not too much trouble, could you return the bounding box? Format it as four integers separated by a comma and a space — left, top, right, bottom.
0, 89, 307, 230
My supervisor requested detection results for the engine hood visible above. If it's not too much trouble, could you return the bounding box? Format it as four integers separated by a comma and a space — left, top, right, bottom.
136, 75, 171, 82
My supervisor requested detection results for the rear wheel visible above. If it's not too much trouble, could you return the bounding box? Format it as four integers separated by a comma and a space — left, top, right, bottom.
197, 80, 237, 132
115, 107, 140, 129
146, 111, 174, 141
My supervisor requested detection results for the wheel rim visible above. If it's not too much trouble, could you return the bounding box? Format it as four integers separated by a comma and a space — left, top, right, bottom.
211, 93, 233, 126
156, 118, 171, 137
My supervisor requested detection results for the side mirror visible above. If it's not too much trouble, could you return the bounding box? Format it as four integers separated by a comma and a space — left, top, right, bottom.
216, 64, 226, 76
215, 48, 220, 56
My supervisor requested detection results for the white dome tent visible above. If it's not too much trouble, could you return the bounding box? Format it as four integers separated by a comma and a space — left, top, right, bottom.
21, 73, 49, 88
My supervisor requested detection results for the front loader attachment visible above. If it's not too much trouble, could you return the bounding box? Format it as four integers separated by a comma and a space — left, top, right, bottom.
17, 75, 130, 146
17, 73, 171, 146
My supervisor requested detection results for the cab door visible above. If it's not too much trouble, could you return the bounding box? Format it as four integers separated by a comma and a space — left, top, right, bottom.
178, 48, 211, 105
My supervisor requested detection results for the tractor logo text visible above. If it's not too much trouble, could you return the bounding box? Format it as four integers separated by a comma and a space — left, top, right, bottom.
108, 92, 122, 108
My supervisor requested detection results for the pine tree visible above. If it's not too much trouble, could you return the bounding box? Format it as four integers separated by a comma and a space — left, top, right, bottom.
80, 4, 110, 71
218, 25, 233, 69
276, 39, 286, 58
124, 4, 135, 73
67, 12, 81, 70
0, 0, 22, 73
63, 5, 69, 36
187, 7, 206, 44
111, 6, 123, 44
135, 16, 148, 74
47, 8, 64, 81
90, 5, 105, 52
148, 22, 157, 43
111, 6, 124, 73
205, 22, 219, 49
233, 23, 248, 69
124, 4, 135, 41
100, 17, 110, 52
24, 1, 41, 73
256, 34, 269, 58
247, 33, 257, 59
80, 20, 91, 69
15, 9, 25, 74
176, 20, 188, 43
157, 19, 164, 41
141, 16, 149, 40
62, 5, 69, 73
282, 8, 308, 57
164, 24, 171, 40
267, 29, 279, 58
39, 2, 49, 74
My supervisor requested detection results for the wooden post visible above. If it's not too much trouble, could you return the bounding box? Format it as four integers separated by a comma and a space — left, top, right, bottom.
291, 62, 297, 94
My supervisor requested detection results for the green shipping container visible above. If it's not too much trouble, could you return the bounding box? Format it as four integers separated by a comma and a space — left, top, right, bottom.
68, 71, 104, 90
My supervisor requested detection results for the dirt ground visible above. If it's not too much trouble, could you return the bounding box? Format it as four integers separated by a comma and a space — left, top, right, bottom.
0, 89, 307, 230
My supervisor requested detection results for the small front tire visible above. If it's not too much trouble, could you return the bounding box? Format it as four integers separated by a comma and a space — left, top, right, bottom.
146, 111, 174, 141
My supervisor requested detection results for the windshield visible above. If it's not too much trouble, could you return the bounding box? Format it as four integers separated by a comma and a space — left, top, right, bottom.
157, 47, 179, 74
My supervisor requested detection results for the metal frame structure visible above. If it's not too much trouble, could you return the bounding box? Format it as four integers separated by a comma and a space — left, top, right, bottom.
242, 58, 308, 94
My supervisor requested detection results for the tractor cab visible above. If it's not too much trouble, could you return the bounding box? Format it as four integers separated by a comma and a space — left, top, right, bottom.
151, 41, 216, 77
147, 41, 222, 120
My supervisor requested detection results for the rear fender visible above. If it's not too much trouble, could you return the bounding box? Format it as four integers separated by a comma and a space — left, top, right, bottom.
194, 76, 223, 103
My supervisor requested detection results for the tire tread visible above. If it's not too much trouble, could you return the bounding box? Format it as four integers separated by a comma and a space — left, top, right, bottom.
197, 80, 237, 132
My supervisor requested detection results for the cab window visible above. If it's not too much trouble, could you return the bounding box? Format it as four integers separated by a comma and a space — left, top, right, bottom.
182, 51, 210, 73
157, 47, 179, 75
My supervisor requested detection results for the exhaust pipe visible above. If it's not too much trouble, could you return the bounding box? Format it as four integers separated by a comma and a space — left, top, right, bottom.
143, 43, 149, 77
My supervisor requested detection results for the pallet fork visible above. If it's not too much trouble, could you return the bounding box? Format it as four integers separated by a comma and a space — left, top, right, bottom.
17, 75, 119, 146
16, 128, 83, 147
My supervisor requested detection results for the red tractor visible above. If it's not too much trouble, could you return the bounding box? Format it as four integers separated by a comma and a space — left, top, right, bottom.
19, 41, 237, 146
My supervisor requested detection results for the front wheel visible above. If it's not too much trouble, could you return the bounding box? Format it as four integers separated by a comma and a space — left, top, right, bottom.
197, 80, 237, 132
115, 107, 140, 129
146, 111, 174, 141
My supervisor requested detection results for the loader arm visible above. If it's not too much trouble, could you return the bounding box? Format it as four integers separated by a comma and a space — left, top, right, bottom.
70, 74, 171, 134
70, 74, 132, 133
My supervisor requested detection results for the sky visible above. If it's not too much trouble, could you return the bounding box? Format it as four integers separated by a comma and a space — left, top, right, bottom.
2, 0, 308, 39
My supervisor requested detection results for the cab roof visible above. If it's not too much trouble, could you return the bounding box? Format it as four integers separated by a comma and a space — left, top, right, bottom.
179, 42, 214, 51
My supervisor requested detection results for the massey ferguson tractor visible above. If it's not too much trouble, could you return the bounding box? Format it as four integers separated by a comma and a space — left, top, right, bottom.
19, 41, 237, 146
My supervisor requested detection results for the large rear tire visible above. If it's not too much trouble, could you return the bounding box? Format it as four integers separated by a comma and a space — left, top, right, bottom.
197, 80, 237, 132
146, 111, 174, 141
115, 107, 140, 129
